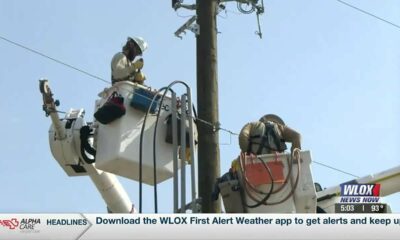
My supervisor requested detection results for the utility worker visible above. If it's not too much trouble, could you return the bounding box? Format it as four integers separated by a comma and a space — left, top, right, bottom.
259, 114, 301, 153
111, 36, 148, 85
239, 114, 301, 156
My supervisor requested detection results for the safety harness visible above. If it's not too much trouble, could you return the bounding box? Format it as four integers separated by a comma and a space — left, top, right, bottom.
247, 121, 287, 155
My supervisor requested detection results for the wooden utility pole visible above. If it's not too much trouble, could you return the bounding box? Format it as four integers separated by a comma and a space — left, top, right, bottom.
196, 0, 221, 213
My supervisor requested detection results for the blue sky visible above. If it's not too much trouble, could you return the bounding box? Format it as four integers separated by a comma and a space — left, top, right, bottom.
0, 0, 399, 213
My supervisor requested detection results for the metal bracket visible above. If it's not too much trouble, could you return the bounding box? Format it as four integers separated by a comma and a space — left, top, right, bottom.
173, 2, 196, 11
176, 198, 202, 213
219, 0, 265, 39
174, 15, 199, 39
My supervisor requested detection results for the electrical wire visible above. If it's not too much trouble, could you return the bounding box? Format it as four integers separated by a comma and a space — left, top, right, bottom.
0, 35, 110, 84
1, 27, 366, 205
312, 160, 359, 178
0, 34, 234, 129
265, 149, 301, 205
268, 154, 293, 195
102, 82, 362, 188
240, 154, 275, 208
111, 84, 239, 137
0, 8, 375, 181
1, 23, 241, 141
336, 0, 400, 30
137, 86, 173, 213
123, 84, 358, 180
111, 83, 158, 213
239, 151, 293, 207
192, 117, 239, 136
239, 154, 269, 195
137, 81, 191, 213
151, 81, 192, 213
151, 86, 174, 213
237, 2, 255, 14
137, 87, 156, 213
240, 149, 302, 208
176, 11, 196, 19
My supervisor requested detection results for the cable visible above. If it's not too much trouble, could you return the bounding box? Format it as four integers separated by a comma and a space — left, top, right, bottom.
265, 149, 301, 205
313, 160, 359, 178
108, 82, 360, 197
2, 28, 363, 207
176, 11, 195, 19
193, 116, 239, 136
138, 86, 173, 213
138, 81, 189, 213
0, 35, 110, 84
241, 155, 275, 208
237, 2, 255, 14
104, 83, 360, 184
336, 0, 400, 30
239, 149, 301, 208
151, 81, 191, 213
129, 88, 357, 180
151, 86, 176, 213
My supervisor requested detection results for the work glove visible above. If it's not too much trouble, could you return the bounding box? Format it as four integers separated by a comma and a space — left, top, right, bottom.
134, 71, 146, 83
132, 58, 144, 70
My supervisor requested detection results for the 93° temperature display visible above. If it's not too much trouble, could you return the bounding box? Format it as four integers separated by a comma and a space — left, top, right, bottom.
335, 203, 387, 213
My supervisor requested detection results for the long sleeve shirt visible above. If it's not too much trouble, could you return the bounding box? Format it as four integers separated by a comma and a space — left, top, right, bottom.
111, 52, 138, 84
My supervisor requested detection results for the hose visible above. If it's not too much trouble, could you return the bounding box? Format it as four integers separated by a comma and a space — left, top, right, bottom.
139, 81, 191, 213
80, 125, 96, 164
240, 155, 275, 208
239, 149, 301, 208
265, 149, 301, 205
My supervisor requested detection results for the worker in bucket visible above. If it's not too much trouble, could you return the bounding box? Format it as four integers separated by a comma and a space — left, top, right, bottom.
239, 114, 301, 156
111, 36, 148, 85
259, 114, 301, 153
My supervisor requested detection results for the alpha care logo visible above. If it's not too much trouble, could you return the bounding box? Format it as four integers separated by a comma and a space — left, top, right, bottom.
19, 218, 41, 231
0, 218, 19, 230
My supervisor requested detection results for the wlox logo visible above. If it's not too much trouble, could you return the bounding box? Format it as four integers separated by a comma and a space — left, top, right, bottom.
0, 218, 19, 230
340, 183, 381, 203
340, 184, 380, 196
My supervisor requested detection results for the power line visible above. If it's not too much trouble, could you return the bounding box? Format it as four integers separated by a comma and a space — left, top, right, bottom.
194, 117, 239, 136
1, 34, 357, 179
313, 160, 360, 178
196, 115, 359, 177
336, 0, 400, 30
0, 35, 110, 84
195, 114, 359, 177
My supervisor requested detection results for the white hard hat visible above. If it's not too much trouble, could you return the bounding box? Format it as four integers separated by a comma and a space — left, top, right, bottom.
128, 36, 148, 54
259, 114, 285, 125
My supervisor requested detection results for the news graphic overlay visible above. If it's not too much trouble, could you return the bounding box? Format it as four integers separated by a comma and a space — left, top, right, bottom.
335, 183, 387, 213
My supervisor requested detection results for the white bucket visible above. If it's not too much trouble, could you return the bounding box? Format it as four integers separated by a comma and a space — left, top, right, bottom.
95, 82, 178, 185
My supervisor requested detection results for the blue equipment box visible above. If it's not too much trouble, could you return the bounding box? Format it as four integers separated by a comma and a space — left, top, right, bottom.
130, 88, 160, 114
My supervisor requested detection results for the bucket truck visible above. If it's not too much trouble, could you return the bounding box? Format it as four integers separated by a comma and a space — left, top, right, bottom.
217, 151, 400, 213
40, 79, 199, 213
40, 79, 399, 214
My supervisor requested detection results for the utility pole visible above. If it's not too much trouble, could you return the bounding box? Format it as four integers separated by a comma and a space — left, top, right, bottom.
173, 0, 264, 213
196, 0, 221, 213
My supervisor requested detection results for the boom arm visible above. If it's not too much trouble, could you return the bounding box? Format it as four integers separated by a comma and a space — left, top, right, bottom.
39, 79, 135, 213
317, 165, 400, 213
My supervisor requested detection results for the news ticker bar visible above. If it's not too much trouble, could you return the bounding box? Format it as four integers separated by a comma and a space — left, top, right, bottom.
0, 214, 399, 240
335, 203, 387, 213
